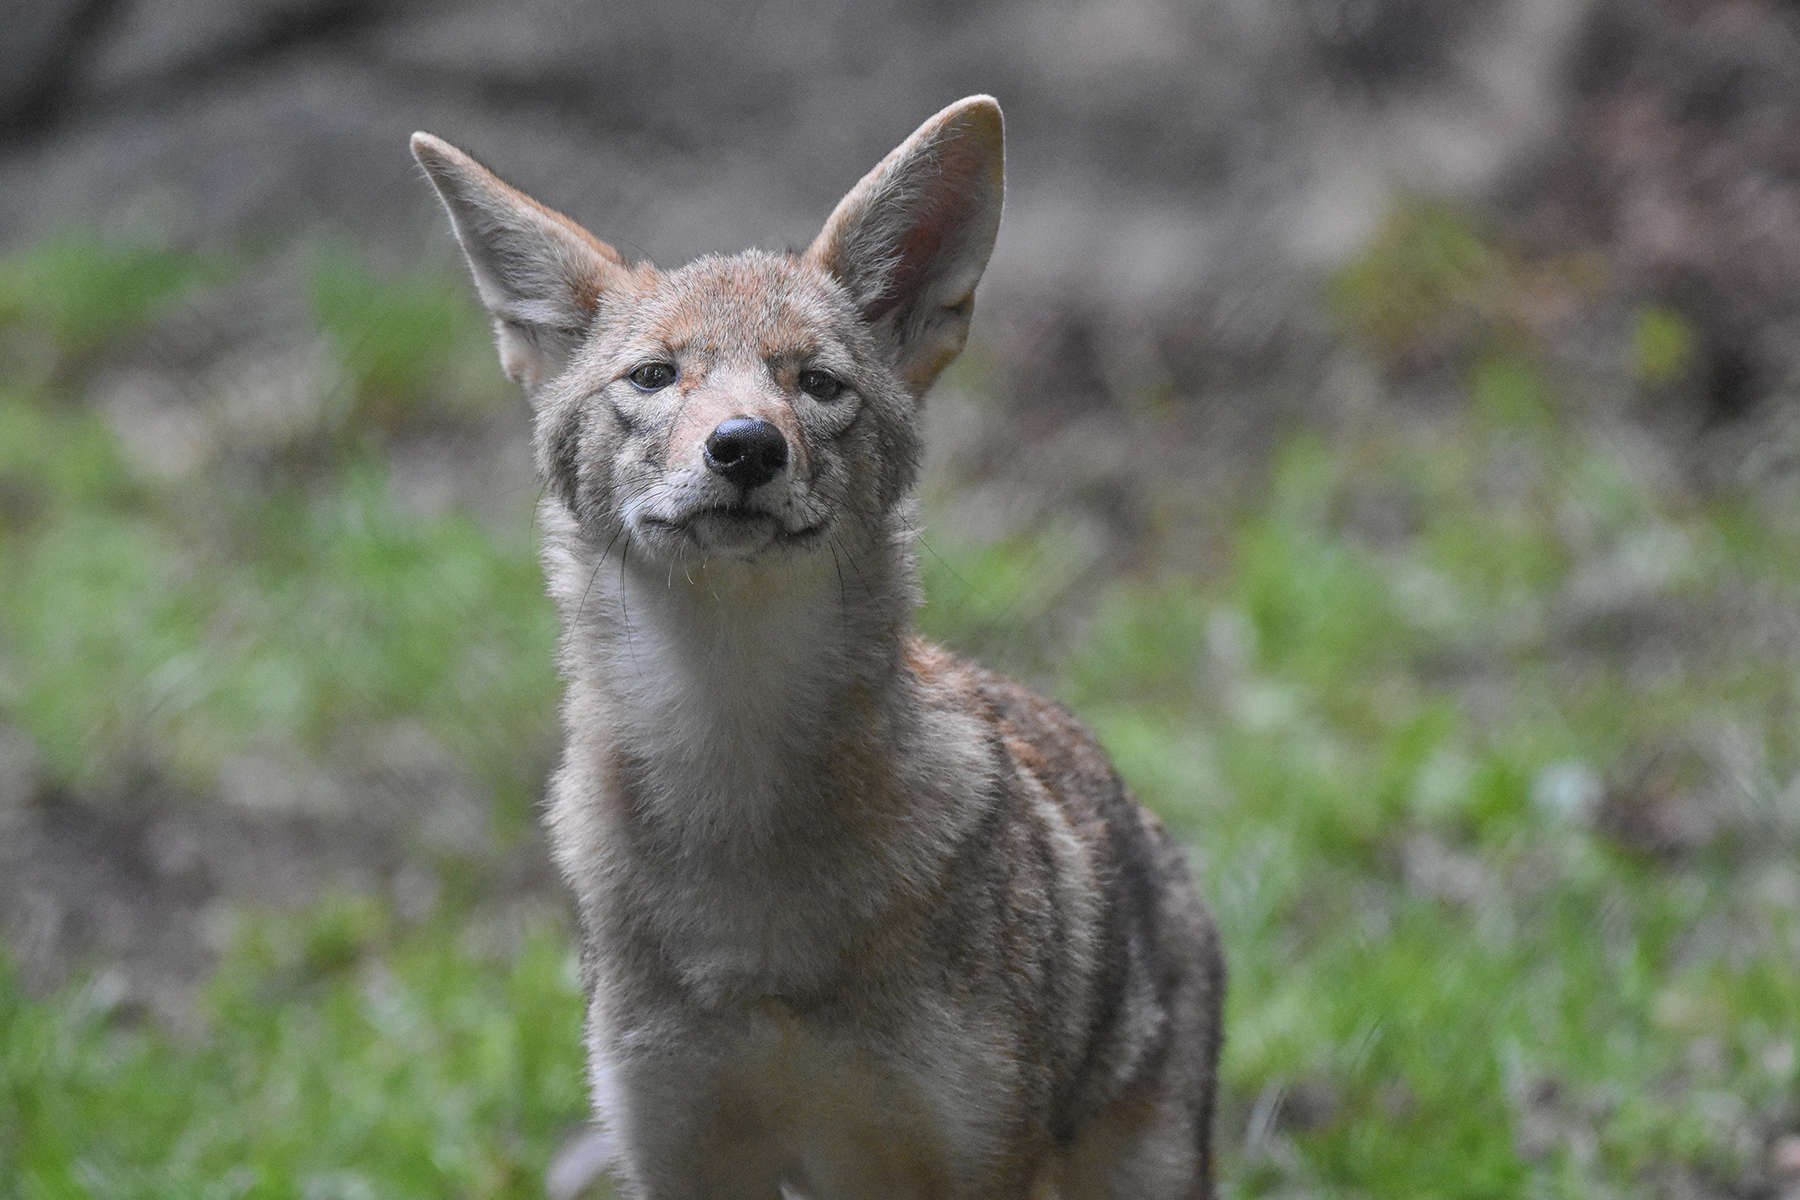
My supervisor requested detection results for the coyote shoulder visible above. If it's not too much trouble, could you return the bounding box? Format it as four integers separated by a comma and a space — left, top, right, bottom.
413, 95, 1224, 1199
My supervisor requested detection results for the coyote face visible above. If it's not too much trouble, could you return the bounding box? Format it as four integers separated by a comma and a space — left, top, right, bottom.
413, 97, 1224, 1200
413, 97, 998, 578
536, 251, 919, 566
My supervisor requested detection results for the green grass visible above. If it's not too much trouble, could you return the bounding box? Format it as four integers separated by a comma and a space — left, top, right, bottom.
3, 232, 1798, 1197
1631, 306, 1698, 388
0, 396, 556, 816
0, 235, 205, 372
308, 247, 496, 430
922, 356, 1799, 1197
1328, 202, 1508, 364
0, 236, 558, 815
2, 903, 586, 1198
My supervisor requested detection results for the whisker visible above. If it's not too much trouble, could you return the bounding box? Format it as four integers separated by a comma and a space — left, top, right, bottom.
619, 530, 642, 674
917, 533, 975, 595
527, 479, 550, 541
795, 478, 882, 603
827, 535, 849, 635
576, 521, 625, 627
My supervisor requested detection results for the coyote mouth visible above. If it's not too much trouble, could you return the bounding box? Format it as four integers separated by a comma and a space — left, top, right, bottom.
697, 504, 772, 524
640, 505, 827, 551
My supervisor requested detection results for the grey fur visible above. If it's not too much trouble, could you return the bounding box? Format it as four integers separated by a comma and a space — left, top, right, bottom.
413, 96, 1224, 1199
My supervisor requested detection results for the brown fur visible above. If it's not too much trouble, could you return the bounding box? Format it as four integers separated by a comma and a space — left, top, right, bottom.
414, 97, 1224, 1199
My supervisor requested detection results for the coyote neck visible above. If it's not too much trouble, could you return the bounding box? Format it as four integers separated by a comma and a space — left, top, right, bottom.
548, 508, 919, 822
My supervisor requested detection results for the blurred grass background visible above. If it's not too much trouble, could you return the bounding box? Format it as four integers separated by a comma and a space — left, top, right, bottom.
4, 2, 1800, 1197
4, 209, 1797, 1200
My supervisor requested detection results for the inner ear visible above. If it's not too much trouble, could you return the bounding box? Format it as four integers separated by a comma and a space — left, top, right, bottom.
412, 131, 627, 395
806, 97, 1004, 395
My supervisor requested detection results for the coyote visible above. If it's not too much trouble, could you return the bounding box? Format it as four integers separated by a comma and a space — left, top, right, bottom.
413, 96, 1223, 1199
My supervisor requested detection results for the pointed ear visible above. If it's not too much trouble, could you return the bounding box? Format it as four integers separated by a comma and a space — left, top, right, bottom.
411, 132, 626, 395
806, 96, 1004, 396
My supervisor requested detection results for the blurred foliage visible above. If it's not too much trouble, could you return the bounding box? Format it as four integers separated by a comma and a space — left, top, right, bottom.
308, 248, 495, 429
1631, 305, 1698, 389
0, 238, 556, 815
2, 226, 1798, 1199
1471, 352, 1554, 432
922, 343, 1800, 1196
0, 388, 556, 813
1329, 202, 1508, 362
1, 907, 585, 1198
0, 235, 203, 371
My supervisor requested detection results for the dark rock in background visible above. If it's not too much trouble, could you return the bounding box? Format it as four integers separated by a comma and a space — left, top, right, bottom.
0, 0, 1582, 293
1510, 0, 1800, 419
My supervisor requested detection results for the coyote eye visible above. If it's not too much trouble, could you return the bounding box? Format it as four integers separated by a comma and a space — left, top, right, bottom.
798, 368, 844, 402
628, 362, 676, 391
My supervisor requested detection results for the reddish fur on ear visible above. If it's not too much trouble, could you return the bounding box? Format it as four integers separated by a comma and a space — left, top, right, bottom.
806, 96, 1004, 396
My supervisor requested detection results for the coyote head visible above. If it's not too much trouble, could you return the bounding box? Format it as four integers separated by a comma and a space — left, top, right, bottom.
412, 98, 1003, 566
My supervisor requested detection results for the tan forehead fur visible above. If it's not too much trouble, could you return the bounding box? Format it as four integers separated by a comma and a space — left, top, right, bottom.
603, 250, 851, 359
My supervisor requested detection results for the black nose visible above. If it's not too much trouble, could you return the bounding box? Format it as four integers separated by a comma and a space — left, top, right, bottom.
703, 417, 788, 489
